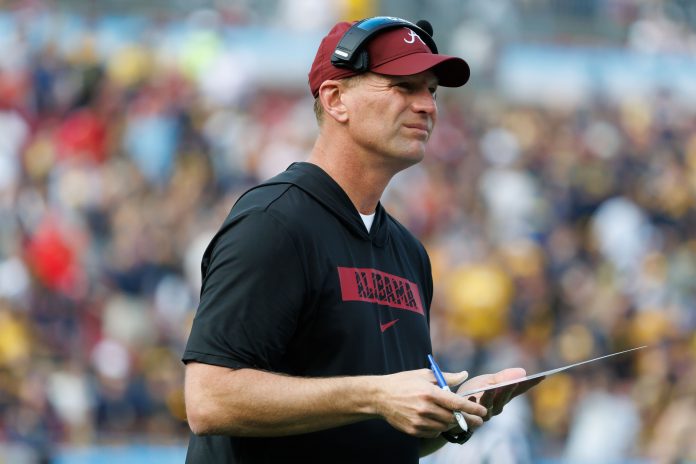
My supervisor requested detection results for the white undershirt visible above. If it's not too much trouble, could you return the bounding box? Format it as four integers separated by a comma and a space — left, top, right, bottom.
359, 212, 376, 232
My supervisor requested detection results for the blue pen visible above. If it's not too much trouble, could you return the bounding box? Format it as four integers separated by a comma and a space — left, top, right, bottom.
427, 354, 468, 432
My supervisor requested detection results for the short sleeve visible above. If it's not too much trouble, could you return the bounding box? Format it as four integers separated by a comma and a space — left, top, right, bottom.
182, 211, 307, 370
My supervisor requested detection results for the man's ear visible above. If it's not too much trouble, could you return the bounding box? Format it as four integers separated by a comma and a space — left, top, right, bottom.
318, 80, 349, 123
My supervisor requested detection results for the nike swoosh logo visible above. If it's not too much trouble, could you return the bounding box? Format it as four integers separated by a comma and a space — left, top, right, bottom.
380, 319, 399, 332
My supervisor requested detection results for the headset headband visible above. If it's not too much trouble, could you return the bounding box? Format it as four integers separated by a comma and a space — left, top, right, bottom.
330, 16, 438, 73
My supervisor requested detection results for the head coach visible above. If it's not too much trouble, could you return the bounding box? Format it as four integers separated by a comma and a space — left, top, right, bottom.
182, 16, 534, 463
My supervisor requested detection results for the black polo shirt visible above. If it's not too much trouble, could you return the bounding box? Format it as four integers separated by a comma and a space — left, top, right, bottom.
183, 162, 433, 463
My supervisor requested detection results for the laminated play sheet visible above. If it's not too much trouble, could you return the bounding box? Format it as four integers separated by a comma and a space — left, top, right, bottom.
458, 345, 647, 397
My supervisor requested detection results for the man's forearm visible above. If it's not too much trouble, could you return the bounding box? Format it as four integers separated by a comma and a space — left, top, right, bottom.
185, 362, 381, 436
185, 362, 488, 440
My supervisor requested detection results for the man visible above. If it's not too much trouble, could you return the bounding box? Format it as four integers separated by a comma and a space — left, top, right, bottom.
183, 17, 535, 463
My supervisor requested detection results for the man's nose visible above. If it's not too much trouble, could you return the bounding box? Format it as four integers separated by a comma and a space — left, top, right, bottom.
412, 88, 437, 114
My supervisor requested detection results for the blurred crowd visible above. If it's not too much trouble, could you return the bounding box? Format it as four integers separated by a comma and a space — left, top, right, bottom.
0, 3, 695, 463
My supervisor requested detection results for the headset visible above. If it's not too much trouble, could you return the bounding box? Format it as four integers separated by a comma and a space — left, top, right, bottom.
331, 16, 437, 73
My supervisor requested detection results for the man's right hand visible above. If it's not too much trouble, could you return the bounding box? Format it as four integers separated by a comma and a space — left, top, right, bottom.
373, 368, 488, 438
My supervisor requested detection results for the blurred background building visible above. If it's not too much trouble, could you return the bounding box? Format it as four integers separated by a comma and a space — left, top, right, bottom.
0, 0, 695, 462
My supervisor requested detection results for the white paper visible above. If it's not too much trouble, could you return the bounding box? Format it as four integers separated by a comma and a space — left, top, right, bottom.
458, 345, 647, 397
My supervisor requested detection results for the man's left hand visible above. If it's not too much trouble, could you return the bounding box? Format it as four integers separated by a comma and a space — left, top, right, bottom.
453, 368, 544, 429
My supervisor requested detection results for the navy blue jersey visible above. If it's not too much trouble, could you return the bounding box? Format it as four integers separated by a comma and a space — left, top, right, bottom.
183, 162, 433, 463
